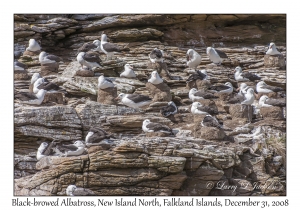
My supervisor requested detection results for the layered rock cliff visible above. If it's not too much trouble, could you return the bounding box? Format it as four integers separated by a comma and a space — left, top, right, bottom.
14, 14, 286, 196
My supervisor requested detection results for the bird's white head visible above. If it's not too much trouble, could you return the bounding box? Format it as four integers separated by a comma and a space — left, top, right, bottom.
143, 119, 151, 126
240, 83, 247, 89
257, 81, 266, 87
93, 40, 101, 47
206, 47, 212, 54
152, 71, 158, 79
192, 101, 202, 108
269, 42, 275, 49
31, 73, 41, 84
168, 101, 175, 106
259, 95, 269, 104
29, 39, 35, 44
190, 88, 198, 94
125, 63, 133, 70
187, 49, 194, 60
200, 70, 207, 75
115, 93, 126, 101
74, 141, 84, 147
101, 34, 107, 42
225, 82, 233, 87
235, 66, 242, 73
247, 88, 255, 94
66, 185, 77, 196
38, 142, 48, 153
34, 78, 44, 88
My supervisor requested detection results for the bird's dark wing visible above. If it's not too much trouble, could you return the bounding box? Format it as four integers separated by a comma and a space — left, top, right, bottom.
105, 78, 113, 83
15, 61, 28, 69
83, 53, 101, 65
265, 98, 286, 107
186, 71, 206, 82
264, 84, 283, 92
197, 106, 218, 115
78, 42, 97, 52
160, 104, 177, 117
215, 49, 228, 58
14, 51, 23, 59
37, 82, 59, 91
209, 84, 230, 91
146, 122, 172, 132
127, 94, 152, 103
57, 144, 78, 152
241, 72, 261, 81
102, 42, 120, 52
194, 91, 217, 99
202, 116, 221, 128
15, 92, 38, 101
46, 54, 62, 62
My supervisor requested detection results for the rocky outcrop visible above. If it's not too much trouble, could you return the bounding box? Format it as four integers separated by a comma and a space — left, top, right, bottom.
14, 14, 286, 196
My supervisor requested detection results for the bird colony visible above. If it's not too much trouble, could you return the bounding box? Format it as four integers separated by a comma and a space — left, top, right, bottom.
14, 28, 286, 196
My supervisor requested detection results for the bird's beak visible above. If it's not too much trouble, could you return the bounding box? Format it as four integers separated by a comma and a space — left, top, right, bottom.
129, 65, 133, 69
186, 55, 189, 61
236, 87, 240, 91
115, 97, 120, 101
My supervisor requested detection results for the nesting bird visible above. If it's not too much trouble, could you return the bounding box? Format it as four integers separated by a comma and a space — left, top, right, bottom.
142, 119, 173, 135
53, 141, 86, 157
206, 47, 228, 65
209, 82, 233, 94
201, 115, 222, 128
120, 64, 136, 78
186, 49, 201, 70
266, 42, 281, 55
39, 51, 62, 65
85, 127, 111, 144
160, 101, 178, 117
31, 73, 42, 85
78, 41, 101, 53
186, 70, 208, 83
149, 48, 164, 63
259, 95, 286, 107
116, 93, 152, 109
191, 102, 218, 115
15, 89, 47, 105
189, 88, 217, 101
148, 71, 163, 85
26, 39, 41, 52
77, 52, 101, 70
100, 34, 120, 60
256, 81, 283, 94
33, 78, 59, 94
66, 185, 95, 196
98, 75, 115, 89
66, 185, 77, 196
234, 66, 261, 82
36, 141, 58, 160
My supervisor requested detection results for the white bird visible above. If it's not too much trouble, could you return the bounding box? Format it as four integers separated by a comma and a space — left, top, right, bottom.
186, 49, 201, 70
234, 66, 261, 82
100, 34, 120, 60
36, 142, 49, 161
241, 88, 255, 105
33, 78, 59, 94
116, 93, 152, 109
26, 39, 41, 52
256, 81, 283, 94
258, 95, 286, 107
31, 73, 42, 85
53, 141, 86, 157
39, 51, 62, 65
76, 52, 101, 70
98, 75, 115, 89
142, 119, 173, 135
206, 47, 228, 65
66, 185, 77, 196
148, 71, 163, 85
191, 102, 218, 115
189, 88, 217, 102
266, 42, 281, 55
120, 64, 136, 78
209, 82, 233, 94
149, 48, 164, 63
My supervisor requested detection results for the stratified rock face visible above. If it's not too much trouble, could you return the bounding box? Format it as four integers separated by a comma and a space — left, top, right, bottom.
14, 14, 286, 196
97, 87, 118, 105
264, 54, 286, 69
